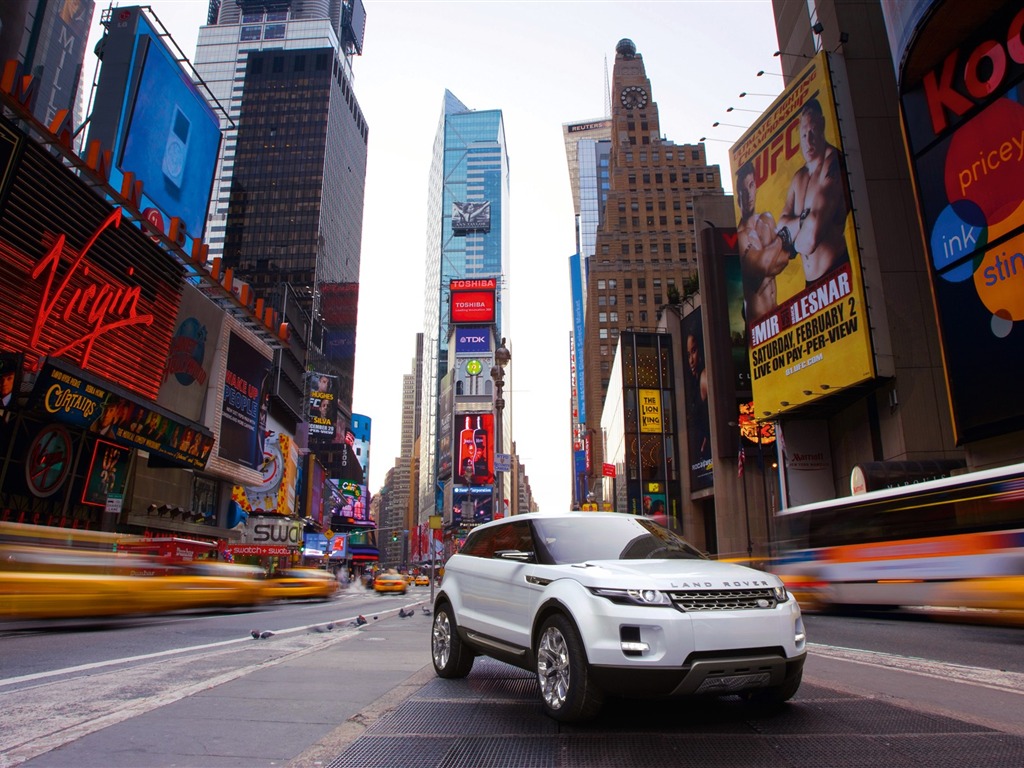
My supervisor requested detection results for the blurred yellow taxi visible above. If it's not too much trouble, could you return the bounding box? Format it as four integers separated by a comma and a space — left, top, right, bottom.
373, 572, 408, 595
414, 574, 430, 586
261, 568, 340, 601
0, 546, 268, 620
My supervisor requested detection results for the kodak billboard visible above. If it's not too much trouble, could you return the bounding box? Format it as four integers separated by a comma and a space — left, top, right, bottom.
898, 4, 1024, 443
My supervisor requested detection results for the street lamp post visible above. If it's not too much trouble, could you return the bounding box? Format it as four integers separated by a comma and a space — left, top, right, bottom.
461, 468, 473, 524
757, 421, 774, 559
490, 337, 511, 519
730, 420, 753, 560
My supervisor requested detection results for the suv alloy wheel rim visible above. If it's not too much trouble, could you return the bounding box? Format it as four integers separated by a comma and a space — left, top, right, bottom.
536, 625, 570, 709
432, 612, 452, 668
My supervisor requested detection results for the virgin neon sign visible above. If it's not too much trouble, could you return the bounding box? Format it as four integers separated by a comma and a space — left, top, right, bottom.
29, 208, 154, 367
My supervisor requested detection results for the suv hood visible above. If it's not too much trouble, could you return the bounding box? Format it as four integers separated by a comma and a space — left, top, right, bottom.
563, 559, 782, 590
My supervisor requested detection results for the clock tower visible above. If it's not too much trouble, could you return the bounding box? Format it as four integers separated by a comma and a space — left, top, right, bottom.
580, 39, 724, 511
609, 38, 660, 167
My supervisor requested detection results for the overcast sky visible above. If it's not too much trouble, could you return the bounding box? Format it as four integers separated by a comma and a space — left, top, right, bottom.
83, 0, 784, 511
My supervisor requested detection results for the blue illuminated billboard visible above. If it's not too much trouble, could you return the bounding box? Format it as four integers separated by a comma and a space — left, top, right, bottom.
88, 6, 220, 239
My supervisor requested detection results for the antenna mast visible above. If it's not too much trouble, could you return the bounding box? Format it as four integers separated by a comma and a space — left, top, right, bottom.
603, 55, 611, 117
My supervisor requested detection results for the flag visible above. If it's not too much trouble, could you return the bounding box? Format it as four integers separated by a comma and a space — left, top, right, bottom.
737, 444, 745, 478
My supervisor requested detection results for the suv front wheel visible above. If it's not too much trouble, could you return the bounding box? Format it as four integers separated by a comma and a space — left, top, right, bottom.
535, 614, 604, 722
431, 601, 474, 678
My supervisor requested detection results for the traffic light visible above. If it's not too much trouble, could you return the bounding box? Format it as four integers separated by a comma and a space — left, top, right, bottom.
392, 532, 398, 542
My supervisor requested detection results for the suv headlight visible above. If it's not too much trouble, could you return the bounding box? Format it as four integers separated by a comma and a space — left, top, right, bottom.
773, 585, 789, 603
591, 587, 672, 606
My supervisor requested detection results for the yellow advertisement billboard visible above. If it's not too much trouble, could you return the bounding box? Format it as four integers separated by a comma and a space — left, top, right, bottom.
729, 52, 875, 418
639, 389, 662, 433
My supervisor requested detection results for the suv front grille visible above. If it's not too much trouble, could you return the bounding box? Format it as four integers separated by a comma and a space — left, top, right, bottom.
668, 588, 778, 611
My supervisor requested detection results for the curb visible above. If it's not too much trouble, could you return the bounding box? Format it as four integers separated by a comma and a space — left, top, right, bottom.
286, 661, 436, 768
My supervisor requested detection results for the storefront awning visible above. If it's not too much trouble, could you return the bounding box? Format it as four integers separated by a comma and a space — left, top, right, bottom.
28, 358, 214, 470
349, 545, 379, 562
123, 511, 242, 542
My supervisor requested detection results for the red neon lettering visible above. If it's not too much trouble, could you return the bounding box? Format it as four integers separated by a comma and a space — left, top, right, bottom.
964, 41, 1006, 100
29, 208, 154, 367
1010, 10, 1024, 62
923, 8, 1024, 136
924, 52, 976, 136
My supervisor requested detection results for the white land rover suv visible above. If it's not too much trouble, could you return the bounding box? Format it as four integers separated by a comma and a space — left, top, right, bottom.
431, 511, 806, 722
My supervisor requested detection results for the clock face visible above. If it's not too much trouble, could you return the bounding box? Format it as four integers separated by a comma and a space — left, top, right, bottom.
259, 442, 284, 490
249, 442, 284, 513
620, 85, 648, 110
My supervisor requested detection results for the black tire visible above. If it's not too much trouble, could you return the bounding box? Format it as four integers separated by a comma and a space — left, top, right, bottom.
431, 601, 474, 678
534, 614, 604, 722
744, 668, 802, 710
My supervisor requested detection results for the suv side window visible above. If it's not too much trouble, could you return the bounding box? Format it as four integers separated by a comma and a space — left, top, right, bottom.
459, 521, 534, 559
459, 526, 499, 558
492, 521, 534, 557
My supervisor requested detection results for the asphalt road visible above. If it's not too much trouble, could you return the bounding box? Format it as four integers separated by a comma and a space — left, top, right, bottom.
2, 596, 1023, 767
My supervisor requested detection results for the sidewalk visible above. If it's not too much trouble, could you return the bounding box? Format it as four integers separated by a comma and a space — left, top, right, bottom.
19, 604, 436, 768
287, 611, 437, 768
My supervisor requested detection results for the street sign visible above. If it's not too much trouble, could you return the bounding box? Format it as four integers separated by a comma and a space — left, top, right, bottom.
494, 453, 512, 472
105, 494, 123, 516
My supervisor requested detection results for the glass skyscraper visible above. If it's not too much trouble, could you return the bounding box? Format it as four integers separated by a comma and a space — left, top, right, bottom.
418, 91, 510, 520
194, 0, 368, 430
562, 118, 611, 505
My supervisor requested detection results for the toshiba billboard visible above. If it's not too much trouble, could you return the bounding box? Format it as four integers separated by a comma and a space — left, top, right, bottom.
449, 278, 496, 324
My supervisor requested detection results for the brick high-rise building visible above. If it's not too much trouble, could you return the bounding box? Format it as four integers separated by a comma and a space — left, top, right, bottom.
581, 39, 723, 499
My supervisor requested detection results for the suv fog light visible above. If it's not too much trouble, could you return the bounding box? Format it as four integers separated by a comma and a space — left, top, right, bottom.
620, 625, 648, 655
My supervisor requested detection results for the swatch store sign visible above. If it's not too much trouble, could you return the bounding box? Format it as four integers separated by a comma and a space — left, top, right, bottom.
230, 516, 304, 556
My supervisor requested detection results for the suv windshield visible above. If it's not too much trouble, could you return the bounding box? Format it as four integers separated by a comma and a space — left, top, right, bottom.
532, 516, 706, 564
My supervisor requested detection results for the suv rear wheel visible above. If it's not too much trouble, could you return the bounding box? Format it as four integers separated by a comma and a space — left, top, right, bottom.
431, 601, 474, 678
535, 614, 604, 722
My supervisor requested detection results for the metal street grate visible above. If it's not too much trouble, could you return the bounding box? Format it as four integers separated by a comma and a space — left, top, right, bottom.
366, 699, 556, 736
439, 737, 559, 768
327, 736, 455, 768
416, 675, 540, 701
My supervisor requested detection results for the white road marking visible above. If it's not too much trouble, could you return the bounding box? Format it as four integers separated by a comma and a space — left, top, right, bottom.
809, 642, 1024, 695
0, 601, 420, 689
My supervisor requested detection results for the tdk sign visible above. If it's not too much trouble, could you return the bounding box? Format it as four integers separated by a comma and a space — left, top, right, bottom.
456, 327, 491, 353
